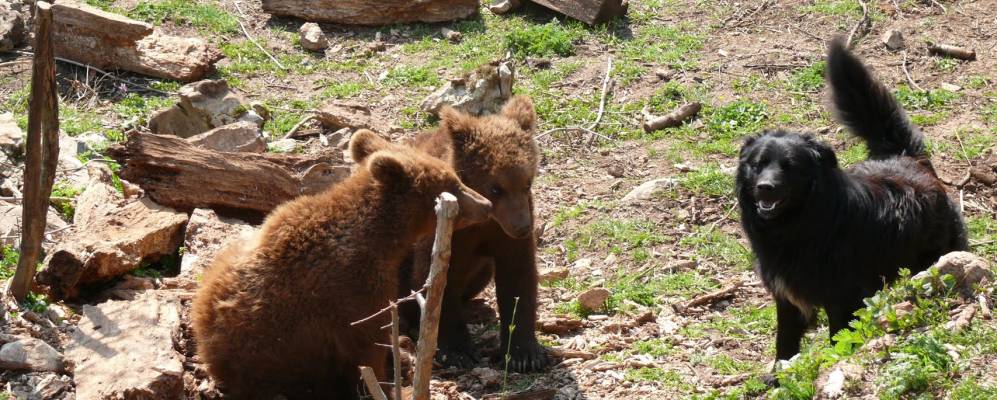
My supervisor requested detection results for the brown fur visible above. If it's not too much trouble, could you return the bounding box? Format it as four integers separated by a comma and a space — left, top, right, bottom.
191, 130, 490, 399
397, 96, 550, 371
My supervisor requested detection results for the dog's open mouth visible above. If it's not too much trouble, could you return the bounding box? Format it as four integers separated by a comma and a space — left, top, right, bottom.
755, 196, 786, 218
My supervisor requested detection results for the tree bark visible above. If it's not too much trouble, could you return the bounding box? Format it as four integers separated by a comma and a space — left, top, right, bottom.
106, 132, 349, 215
413, 193, 458, 400
9, 1, 59, 302
261, 0, 479, 25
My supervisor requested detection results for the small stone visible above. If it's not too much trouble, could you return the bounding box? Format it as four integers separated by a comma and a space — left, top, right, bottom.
471, 367, 501, 387
45, 306, 67, 326
929, 251, 993, 295
0, 337, 64, 372
539, 266, 569, 284
268, 138, 300, 153
572, 257, 593, 271
32, 374, 72, 399
421, 61, 514, 116
0, 112, 23, 157
940, 82, 961, 92
441, 27, 462, 42
603, 253, 618, 266
298, 22, 327, 52
488, 0, 521, 14
578, 288, 611, 311
621, 178, 676, 203
607, 164, 625, 178
882, 29, 905, 50
655, 68, 676, 81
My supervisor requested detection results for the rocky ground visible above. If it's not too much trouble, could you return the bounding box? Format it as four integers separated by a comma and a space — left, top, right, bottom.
1, 0, 996, 399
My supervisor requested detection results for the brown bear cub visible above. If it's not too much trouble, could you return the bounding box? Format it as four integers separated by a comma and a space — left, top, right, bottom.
191, 130, 492, 399
397, 96, 550, 372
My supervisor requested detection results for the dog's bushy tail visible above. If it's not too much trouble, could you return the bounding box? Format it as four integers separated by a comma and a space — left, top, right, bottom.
827, 37, 925, 160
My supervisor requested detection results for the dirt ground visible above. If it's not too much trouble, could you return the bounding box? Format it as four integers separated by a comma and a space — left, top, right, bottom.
1, 0, 996, 399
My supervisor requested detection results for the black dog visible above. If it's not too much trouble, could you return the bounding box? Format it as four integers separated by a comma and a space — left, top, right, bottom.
736, 38, 968, 362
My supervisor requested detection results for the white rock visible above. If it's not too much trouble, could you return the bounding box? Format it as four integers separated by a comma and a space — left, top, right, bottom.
940, 82, 961, 92
180, 208, 256, 281
882, 29, 904, 50
298, 22, 327, 52
0, 337, 64, 372
66, 291, 184, 400
0, 112, 23, 156
268, 138, 301, 153
621, 178, 676, 203
421, 61, 514, 116
538, 266, 569, 284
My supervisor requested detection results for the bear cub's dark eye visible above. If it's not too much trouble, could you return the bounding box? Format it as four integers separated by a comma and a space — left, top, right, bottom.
490, 186, 504, 196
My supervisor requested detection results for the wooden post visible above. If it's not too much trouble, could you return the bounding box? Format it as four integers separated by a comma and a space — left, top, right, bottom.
9, 1, 59, 302
390, 305, 403, 400
359, 366, 388, 400
412, 192, 458, 400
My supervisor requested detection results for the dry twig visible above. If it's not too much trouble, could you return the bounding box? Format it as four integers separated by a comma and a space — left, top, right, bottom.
901, 51, 924, 91
233, 1, 286, 70
413, 192, 459, 400
281, 115, 318, 139
641, 102, 702, 132
585, 55, 613, 144
675, 282, 742, 313
359, 366, 388, 400
15, 51, 172, 95
845, 0, 871, 48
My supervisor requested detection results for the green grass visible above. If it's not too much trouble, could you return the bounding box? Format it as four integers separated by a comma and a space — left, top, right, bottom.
967, 215, 997, 257
626, 367, 692, 391
801, 0, 868, 16
787, 61, 827, 93
563, 219, 666, 263
894, 86, 960, 111
319, 81, 370, 99
678, 227, 752, 271
678, 165, 734, 198
700, 353, 759, 375
383, 65, 442, 89
0, 246, 18, 280
952, 128, 996, 161
982, 102, 997, 125
51, 181, 83, 220
910, 111, 947, 127
615, 24, 705, 84
630, 338, 676, 357
933, 57, 959, 73
838, 142, 868, 167
129, 0, 239, 35
683, 304, 777, 340
505, 20, 581, 58
691, 100, 769, 156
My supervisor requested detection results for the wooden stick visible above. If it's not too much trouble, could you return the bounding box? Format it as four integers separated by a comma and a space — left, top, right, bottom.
642, 102, 702, 132
390, 305, 403, 400
901, 51, 924, 91
927, 42, 976, 61
675, 282, 742, 313
412, 192, 459, 400
281, 114, 317, 139
9, 2, 59, 302
585, 55, 613, 144
233, 1, 286, 70
359, 366, 389, 400
845, 0, 870, 49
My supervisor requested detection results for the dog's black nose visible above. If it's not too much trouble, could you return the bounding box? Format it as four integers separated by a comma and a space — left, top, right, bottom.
756, 182, 776, 192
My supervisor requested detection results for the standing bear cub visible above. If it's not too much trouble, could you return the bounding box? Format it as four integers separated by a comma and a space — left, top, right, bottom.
395, 96, 550, 372
191, 130, 492, 399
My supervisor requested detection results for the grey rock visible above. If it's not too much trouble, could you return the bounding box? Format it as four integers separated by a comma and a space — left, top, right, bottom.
299, 22, 328, 51
179, 208, 255, 281
621, 178, 677, 203
882, 29, 904, 50
0, 112, 23, 157
421, 61, 515, 116
0, 337, 64, 372
186, 121, 266, 153
149, 79, 265, 138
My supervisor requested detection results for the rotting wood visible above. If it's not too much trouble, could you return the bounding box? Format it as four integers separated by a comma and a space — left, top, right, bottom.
674, 282, 742, 313
413, 192, 458, 400
359, 366, 388, 400
9, 1, 59, 302
529, 0, 628, 25
927, 42, 976, 60
261, 0, 479, 26
106, 131, 349, 215
642, 102, 702, 133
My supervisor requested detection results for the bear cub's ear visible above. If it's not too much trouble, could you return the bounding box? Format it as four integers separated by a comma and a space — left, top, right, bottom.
350, 129, 391, 163
440, 106, 476, 143
501, 96, 537, 132
367, 152, 411, 185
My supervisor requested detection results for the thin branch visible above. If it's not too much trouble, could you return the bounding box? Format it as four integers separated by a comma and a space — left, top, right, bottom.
845, 0, 871, 49
233, 1, 286, 70
901, 51, 924, 91
928, 0, 947, 14
586, 56, 613, 133
350, 287, 426, 327
535, 127, 615, 142
359, 366, 388, 400
390, 306, 403, 400
15, 51, 172, 96
281, 114, 317, 139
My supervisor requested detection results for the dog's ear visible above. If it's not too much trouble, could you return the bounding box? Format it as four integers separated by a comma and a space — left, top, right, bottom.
739, 135, 759, 159
804, 135, 838, 168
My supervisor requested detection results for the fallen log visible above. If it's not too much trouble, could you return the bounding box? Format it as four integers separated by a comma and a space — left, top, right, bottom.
530, 0, 628, 25
674, 282, 741, 314
107, 131, 350, 215
261, 0, 479, 25
49, 1, 220, 82
927, 42, 976, 61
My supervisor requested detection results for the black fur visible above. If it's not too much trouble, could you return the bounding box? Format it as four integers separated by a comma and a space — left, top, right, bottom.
736, 38, 968, 361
